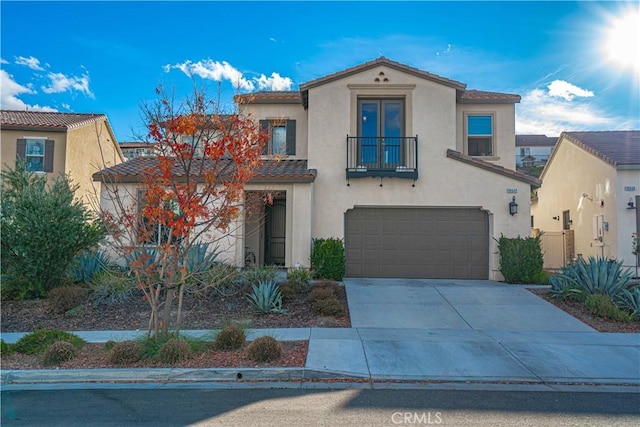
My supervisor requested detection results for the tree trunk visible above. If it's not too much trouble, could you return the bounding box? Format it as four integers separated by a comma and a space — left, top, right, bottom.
161, 286, 175, 337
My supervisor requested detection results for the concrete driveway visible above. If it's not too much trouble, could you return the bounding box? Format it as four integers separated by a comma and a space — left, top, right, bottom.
305, 278, 640, 383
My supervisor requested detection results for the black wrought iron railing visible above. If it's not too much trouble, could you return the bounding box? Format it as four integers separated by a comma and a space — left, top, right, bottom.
346, 136, 418, 179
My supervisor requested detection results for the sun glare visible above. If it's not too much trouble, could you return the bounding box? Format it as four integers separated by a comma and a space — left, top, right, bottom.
602, 9, 640, 76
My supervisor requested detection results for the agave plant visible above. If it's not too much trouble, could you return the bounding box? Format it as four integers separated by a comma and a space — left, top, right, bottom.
68, 250, 111, 283
245, 280, 287, 314
617, 287, 640, 319
550, 256, 632, 299
185, 243, 220, 274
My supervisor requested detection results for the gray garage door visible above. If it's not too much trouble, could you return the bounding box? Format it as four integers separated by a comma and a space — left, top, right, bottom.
345, 207, 489, 279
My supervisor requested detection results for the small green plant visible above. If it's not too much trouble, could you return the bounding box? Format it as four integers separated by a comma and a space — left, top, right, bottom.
246, 336, 282, 363
618, 287, 640, 319
41, 341, 78, 366
214, 324, 246, 350
310, 238, 345, 281
585, 294, 632, 322
13, 330, 86, 355
91, 269, 137, 306
310, 286, 335, 302
279, 280, 306, 301
246, 280, 287, 314
242, 265, 279, 286
104, 340, 117, 351
157, 338, 191, 363
1, 339, 14, 355
68, 250, 111, 284
496, 235, 544, 284
287, 267, 312, 285
108, 340, 144, 364
47, 285, 89, 314
312, 297, 344, 316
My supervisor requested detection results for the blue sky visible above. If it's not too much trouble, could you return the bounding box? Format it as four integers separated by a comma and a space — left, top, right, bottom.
1, 1, 639, 141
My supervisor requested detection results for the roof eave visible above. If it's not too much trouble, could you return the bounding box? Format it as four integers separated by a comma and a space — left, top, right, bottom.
446, 149, 541, 187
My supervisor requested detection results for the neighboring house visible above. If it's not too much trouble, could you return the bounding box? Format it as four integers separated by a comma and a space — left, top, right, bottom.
532, 131, 640, 270
119, 142, 156, 160
1, 110, 124, 208
515, 134, 557, 176
95, 57, 540, 280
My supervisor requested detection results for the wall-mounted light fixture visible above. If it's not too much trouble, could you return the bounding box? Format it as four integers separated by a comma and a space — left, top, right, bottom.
552, 216, 560, 221
509, 196, 518, 216
628, 198, 637, 209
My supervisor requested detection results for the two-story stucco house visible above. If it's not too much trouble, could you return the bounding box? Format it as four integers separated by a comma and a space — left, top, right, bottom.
95, 57, 539, 280
532, 131, 640, 270
1, 110, 124, 208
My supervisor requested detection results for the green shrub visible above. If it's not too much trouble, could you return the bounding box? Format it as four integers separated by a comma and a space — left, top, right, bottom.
214, 324, 246, 350
550, 257, 632, 299
246, 280, 287, 314
91, 269, 137, 306
279, 280, 306, 301
246, 336, 282, 363
310, 286, 335, 302
242, 265, 279, 286
104, 340, 117, 351
68, 250, 111, 284
312, 297, 344, 316
108, 340, 144, 364
157, 338, 191, 363
497, 235, 544, 284
0, 161, 105, 298
310, 238, 345, 281
585, 294, 632, 322
287, 267, 312, 285
1, 339, 14, 355
41, 341, 78, 366
47, 285, 89, 314
13, 330, 86, 355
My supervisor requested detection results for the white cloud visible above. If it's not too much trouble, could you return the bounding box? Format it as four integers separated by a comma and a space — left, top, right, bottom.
516, 86, 611, 136
0, 70, 57, 111
165, 59, 293, 91
547, 80, 594, 101
15, 55, 45, 71
1, 58, 9, 64
41, 72, 94, 98
255, 72, 293, 91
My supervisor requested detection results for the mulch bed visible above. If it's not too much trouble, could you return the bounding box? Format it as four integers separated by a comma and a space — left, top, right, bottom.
1, 285, 350, 333
528, 288, 640, 333
1, 341, 308, 370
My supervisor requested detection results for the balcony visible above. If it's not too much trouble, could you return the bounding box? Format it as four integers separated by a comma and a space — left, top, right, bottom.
346, 136, 418, 179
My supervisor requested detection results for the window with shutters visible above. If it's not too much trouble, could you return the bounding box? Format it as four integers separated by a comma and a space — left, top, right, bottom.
260, 119, 296, 156
16, 138, 54, 173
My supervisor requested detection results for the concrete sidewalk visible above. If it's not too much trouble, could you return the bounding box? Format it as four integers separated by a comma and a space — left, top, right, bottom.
2, 279, 639, 390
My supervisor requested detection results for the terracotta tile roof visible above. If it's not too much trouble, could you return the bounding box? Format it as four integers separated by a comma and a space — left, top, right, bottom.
458, 90, 521, 104
299, 56, 467, 92
234, 91, 302, 105
446, 149, 541, 187
93, 157, 316, 183
563, 130, 640, 167
516, 134, 558, 147
1, 110, 107, 130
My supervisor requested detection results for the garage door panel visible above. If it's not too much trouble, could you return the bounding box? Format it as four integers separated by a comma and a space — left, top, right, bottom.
345, 207, 488, 279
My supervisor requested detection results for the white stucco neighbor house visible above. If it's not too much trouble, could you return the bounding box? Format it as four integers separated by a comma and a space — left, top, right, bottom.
95, 57, 540, 281
531, 131, 640, 270
515, 134, 557, 168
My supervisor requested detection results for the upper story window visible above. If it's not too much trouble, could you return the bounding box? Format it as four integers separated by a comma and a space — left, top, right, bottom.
358, 99, 404, 166
260, 119, 296, 156
466, 114, 494, 157
181, 135, 205, 157
16, 138, 54, 173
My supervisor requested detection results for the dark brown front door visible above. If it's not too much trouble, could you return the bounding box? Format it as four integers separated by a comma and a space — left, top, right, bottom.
264, 199, 286, 266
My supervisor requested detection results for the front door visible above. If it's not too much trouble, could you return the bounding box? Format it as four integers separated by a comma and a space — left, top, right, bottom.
264, 199, 286, 266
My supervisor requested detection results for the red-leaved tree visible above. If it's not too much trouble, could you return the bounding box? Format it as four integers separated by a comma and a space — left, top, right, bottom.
99, 86, 267, 339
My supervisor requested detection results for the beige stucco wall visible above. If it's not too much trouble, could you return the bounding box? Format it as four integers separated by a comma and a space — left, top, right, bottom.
66, 119, 122, 208
303, 65, 530, 280
1, 120, 122, 210
532, 138, 639, 268
239, 103, 308, 159
1, 129, 68, 184
456, 103, 517, 170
